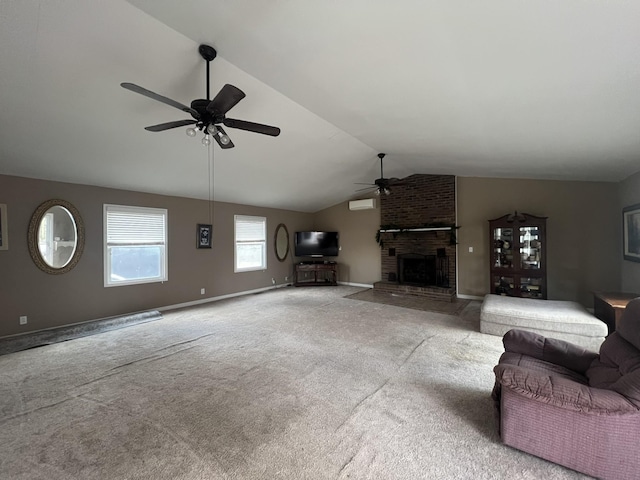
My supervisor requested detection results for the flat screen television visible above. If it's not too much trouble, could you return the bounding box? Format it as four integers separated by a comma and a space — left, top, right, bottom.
294, 231, 339, 257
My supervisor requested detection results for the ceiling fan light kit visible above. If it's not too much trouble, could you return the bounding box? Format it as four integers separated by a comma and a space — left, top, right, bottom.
121, 44, 280, 149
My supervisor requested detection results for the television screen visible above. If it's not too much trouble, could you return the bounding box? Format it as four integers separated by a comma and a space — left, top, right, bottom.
294, 231, 339, 257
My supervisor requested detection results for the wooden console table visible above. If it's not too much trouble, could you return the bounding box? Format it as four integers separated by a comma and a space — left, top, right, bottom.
295, 263, 338, 286
593, 291, 639, 334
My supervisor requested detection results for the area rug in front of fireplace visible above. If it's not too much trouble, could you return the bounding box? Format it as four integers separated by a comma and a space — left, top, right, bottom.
345, 288, 469, 315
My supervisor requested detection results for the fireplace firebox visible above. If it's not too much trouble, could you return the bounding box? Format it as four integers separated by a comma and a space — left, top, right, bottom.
397, 253, 449, 288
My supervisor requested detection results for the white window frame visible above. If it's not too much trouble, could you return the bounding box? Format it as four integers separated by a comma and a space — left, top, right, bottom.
104, 204, 168, 287
234, 215, 267, 273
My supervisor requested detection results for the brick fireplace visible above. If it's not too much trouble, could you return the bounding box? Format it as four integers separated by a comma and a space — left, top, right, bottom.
374, 174, 456, 301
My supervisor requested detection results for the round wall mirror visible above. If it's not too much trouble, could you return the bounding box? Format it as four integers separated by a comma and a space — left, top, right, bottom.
274, 223, 290, 262
28, 199, 85, 274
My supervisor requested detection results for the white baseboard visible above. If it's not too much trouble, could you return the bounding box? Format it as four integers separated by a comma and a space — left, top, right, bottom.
157, 281, 372, 315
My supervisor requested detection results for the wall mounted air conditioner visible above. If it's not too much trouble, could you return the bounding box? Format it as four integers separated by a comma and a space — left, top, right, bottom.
348, 198, 376, 211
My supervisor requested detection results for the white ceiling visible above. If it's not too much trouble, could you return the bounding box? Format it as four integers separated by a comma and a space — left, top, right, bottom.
1, 1, 639, 212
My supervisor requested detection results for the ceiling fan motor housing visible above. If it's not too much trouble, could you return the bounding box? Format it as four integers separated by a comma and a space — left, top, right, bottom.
198, 44, 217, 62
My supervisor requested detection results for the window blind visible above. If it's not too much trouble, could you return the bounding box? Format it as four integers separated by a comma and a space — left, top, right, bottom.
106, 206, 166, 245
235, 216, 266, 242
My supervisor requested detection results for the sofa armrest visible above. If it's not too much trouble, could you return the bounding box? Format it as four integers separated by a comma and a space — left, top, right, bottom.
503, 329, 598, 373
494, 363, 638, 415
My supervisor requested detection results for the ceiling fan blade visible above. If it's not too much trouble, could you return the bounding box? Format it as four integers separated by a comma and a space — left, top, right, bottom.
354, 182, 376, 186
355, 186, 376, 192
144, 119, 197, 132
121, 83, 200, 118
212, 126, 235, 149
207, 84, 246, 115
223, 118, 281, 137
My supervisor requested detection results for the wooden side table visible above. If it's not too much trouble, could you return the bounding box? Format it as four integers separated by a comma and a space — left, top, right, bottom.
593, 292, 640, 334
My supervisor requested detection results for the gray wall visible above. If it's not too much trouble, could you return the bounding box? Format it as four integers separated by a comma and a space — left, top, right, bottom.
456, 177, 620, 305
312, 200, 381, 285
2, 171, 633, 338
619, 170, 640, 293
311, 177, 623, 307
0, 174, 312, 338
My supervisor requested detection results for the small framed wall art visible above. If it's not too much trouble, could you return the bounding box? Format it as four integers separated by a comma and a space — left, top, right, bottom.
0, 204, 8, 250
197, 224, 212, 249
623, 203, 640, 263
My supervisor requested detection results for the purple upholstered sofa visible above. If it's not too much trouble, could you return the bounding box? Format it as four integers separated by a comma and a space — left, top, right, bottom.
492, 297, 640, 480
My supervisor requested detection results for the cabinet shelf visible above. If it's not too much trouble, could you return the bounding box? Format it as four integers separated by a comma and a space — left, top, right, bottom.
294, 263, 338, 286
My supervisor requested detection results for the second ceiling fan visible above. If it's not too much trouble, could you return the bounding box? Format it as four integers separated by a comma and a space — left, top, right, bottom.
355, 153, 405, 195
121, 44, 280, 149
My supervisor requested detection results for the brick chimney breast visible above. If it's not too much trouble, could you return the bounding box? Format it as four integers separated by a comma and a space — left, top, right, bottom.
378, 174, 456, 299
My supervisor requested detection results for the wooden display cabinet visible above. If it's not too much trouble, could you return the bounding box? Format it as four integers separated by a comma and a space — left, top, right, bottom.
489, 212, 547, 299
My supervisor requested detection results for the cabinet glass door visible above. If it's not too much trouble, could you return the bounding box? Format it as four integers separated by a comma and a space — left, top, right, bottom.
520, 277, 543, 298
519, 226, 541, 270
493, 227, 514, 268
494, 275, 514, 296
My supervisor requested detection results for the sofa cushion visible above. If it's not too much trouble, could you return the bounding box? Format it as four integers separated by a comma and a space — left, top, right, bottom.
481, 294, 607, 336
494, 362, 638, 414
480, 294, 607, 351
503, 329, 598, 373
499, 351, 589, 384
587, 332, 640, 408
612, 370, 640, 408
588, 333, 640, 385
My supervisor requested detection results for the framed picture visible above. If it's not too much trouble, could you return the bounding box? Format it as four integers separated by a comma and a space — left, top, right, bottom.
623, 203, 640, 262
197, 224, 212, 249
0, 204, 7, 250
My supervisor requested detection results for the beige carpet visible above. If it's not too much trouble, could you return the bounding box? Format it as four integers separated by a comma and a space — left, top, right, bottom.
345, 288, 470, 315
0, 286, 590, 479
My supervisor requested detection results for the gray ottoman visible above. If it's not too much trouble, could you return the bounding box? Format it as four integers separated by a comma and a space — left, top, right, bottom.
480, 294, 607, 351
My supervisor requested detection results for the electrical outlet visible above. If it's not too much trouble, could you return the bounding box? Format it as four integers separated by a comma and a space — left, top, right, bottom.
271, 278, 276, 285
200, 288, 205, 295
285, 276, 289, 282
19, 316, 27, 325
468, 246, 473, 253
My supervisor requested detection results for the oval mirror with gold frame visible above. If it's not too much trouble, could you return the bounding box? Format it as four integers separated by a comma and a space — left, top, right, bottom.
28, 199, 85, 274
274, 223, 290, 262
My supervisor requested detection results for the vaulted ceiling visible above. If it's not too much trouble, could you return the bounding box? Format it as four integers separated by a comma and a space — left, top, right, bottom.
1, 1, 639, 212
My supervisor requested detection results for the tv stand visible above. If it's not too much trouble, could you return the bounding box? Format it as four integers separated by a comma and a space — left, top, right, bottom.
295, 262, 338, 286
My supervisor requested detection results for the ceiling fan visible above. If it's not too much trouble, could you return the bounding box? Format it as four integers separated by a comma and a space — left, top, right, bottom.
355, 153, 406, 195
121, 44, 280, 149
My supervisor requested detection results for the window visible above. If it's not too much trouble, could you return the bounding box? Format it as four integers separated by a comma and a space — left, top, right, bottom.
235, 215, 266, 272
38, 212, 54, 265
104, 204, 168, 287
